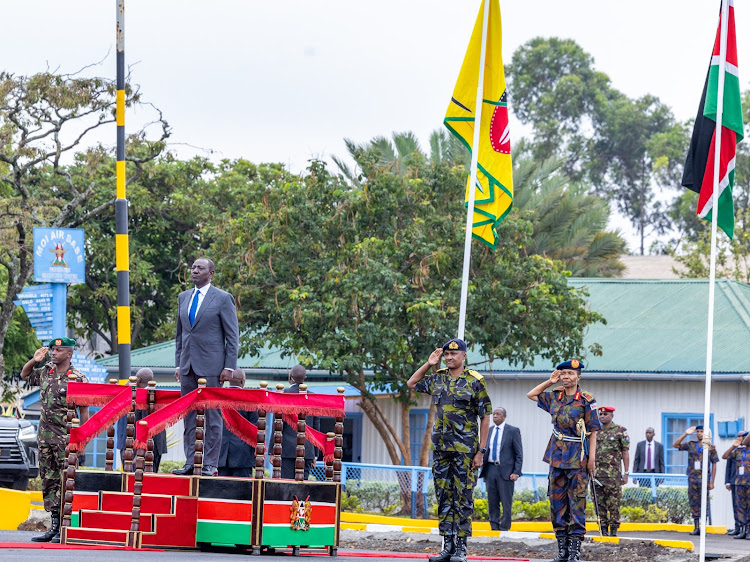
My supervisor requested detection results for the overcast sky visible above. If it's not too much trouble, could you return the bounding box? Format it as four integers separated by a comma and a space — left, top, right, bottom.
4, 1, 748, 252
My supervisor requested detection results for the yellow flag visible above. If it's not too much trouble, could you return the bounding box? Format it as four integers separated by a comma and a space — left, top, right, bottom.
444, 0, 512, 249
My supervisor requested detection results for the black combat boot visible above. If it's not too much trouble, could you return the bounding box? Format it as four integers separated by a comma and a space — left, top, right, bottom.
733, 524, 747, 539
550, 532, 568, 562
600, 524, 608, 536
566, 536, 582, 562
429, 535, 455, 562
689, 518, 700, 535
609, 525, 618, 537
449, 536, 467, 562
31, 511, 60, 543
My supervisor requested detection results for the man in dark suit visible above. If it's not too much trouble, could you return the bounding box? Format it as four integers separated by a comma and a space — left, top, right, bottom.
218, 368, 258, 478
281, 365, 321, 480
632, 427, 665, 486
116, 368, 168, 472
173, 257, 240, 477
480, 407, 523, 531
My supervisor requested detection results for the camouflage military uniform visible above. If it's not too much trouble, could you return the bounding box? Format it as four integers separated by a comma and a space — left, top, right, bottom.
728, 447, 750, 526
537, 386, 600, 538
415, 368, 492, 538
594, 423, 629, 532
27, 363, 87, 512
678, 440, 719, 519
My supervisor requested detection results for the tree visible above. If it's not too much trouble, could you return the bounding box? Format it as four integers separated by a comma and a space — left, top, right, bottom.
505, 37, 611, 180
0, 70, 168, 378
211, 159, 602, 472
588, 93, 689, 255
513, 154, 626, 276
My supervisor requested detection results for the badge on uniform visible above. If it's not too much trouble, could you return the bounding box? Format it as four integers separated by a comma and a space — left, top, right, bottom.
740, 466, 746, 475
694, 461, 701, 470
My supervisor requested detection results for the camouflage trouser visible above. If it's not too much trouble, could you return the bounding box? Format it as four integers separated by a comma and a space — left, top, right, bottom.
39, 441, 66, 512
432, 451, 477, 537
735, 485, 750, 525
593, 480, 621, 529
548, 466, 588, 537
688, 480, 711, 520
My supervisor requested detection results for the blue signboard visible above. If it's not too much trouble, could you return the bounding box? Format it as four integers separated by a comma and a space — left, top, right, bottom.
33, 228, 85, 285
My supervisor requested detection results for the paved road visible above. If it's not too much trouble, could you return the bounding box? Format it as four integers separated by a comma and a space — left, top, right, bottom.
2, 529, 750, 562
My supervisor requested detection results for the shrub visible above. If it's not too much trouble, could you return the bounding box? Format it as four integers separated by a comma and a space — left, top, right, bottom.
344, 480, 402, 513
159, 460, 183, 474
341, 491, 364, 513
621, 504, 668, 523
513, 500, 550, 521
473, 499, 488, 521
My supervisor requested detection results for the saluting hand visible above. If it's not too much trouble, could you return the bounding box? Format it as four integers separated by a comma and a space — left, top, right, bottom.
33, 347, 49, 363
685, 426, 696, 435
427, 348, 443, 368
548, 370, 561, 385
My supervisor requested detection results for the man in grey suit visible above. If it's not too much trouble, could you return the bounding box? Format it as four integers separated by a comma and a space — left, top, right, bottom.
480, 407, 523, 531
173, 257, 239, 476
281, 365, 321, 479
632, 427, 665, 486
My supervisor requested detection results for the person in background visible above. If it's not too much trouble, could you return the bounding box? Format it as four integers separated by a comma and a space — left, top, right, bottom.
722, 431, 750, 539
218, 368, 258, 477
632, 427, 665, 486
115, 368, 168, 472
593, 406, 629, 536
673, 425, 719, 536
281, 365, 321, 480
479, 407, 522, 532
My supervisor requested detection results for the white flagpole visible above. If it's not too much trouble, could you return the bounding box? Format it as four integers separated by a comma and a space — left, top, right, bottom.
458, 0, 491, 340
699, 1, 729, 560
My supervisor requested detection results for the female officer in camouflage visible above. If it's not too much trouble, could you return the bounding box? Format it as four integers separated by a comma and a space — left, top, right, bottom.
407, 339, 492, 562
527, 360, 600, 562
20, 337, 89, 543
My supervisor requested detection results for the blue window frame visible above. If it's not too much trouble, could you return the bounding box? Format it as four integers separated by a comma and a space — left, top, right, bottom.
408, 409, 431, 466
83, 406, 107, 469
662, 412, 714, 475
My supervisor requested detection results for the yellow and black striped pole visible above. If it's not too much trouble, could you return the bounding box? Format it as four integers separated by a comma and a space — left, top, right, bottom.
115, 0, 131, 380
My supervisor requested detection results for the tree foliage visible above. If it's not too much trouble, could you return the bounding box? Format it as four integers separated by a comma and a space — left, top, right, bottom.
212, 159, 602, 466
0, 69, 168, 381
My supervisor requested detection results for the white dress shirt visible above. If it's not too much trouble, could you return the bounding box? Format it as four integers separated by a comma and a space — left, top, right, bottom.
645, 441, 653, 470
489, 422, 506, 463
190, 283, 211, 317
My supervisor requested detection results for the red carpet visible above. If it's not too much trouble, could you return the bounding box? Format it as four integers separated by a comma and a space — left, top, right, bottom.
0, 543, 163, 551
308, 554, 529, 561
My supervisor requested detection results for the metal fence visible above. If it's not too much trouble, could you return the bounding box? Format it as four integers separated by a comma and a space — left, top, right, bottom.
328, 463, 698, 524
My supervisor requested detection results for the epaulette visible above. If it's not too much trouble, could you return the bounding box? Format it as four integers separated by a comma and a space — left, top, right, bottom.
436, 368, 448, 374
466, 369, 484, 381
580, 390, 595, 402
552, 386, 564, 392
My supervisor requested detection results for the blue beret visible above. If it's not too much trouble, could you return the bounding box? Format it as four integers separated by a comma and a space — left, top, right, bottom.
556, 359, 584, 370
695, 425, 704, 430
442, 338, 467, 352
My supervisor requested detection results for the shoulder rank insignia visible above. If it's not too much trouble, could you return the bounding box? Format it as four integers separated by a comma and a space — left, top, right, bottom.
580, 390, 595, 402
466, 369, 484, 381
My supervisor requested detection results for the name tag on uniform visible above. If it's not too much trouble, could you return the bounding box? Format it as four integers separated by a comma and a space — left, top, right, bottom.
694, 461, 701, 470
740, 466, 746, 476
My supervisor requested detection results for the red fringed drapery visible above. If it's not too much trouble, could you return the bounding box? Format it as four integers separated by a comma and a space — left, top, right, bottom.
66, 382, 344, 461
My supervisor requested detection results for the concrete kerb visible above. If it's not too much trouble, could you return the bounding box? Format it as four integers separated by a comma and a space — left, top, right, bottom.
341, 513, 703, 552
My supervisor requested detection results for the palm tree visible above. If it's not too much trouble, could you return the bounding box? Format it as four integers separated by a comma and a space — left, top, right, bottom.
333, 130, 625, 277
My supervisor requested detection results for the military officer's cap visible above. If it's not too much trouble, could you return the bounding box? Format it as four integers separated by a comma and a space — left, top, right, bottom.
695, 425, 704, 430
598, 405, 615, 413
442, 338, 467, 352
556, 359, 584, 370
48, 337, 76, 348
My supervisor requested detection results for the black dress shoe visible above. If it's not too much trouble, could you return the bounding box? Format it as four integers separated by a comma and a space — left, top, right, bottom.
201, 465, 218, 476
172, 464, 194, 475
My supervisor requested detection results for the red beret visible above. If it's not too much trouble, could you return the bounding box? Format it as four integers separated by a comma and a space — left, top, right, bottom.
598, 406, 615, 413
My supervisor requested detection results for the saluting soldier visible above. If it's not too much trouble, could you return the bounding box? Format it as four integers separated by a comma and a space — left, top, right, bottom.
20, 338, 89, 543
673, 425, 719, 536
407, 339, 492, 562
722, 431, 750, 539
593, 406, 629, 536
527, 360, 600, 562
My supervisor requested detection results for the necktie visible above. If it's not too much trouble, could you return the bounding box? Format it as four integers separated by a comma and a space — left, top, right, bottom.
491, 425, 500, 462
189, 289, 200, 326
646, 443, 652, 470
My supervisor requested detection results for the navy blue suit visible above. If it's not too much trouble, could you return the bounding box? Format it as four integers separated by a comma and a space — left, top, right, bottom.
218, 404, 258, 478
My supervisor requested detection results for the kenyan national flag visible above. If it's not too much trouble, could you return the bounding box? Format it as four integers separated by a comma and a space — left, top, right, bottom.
682, 0, 744, 240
